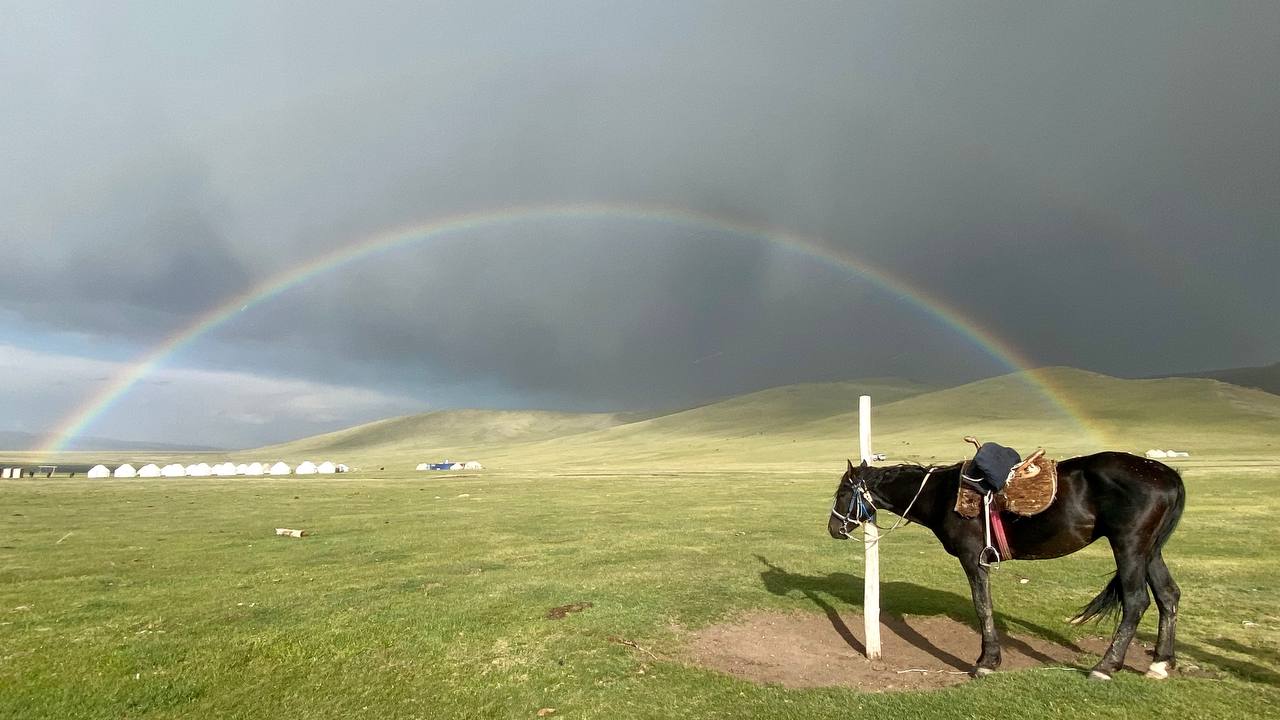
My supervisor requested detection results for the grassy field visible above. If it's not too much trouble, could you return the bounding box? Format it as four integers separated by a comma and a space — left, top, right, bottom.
2, 464, 1278, 719
3, 370, 1279, 717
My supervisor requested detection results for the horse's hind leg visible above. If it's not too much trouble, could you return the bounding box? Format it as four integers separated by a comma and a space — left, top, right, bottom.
1144, 552, 1180, 679
1091, 547, 1151, 680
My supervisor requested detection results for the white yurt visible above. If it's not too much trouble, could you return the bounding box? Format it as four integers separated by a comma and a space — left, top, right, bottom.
213, 462, 236, 476
87, 464, 111, 478
317, 461, 336, 474
268, 462, 291, 475
113, 463, 138, 478
245, 462, 264, 476
137, 463, 162, 477
463, 461, 483, 470
336, 463, 349, 473
187, 463, 212, 477
449, 462, 464, 470
416, 462, 429, 471
234, 463, 248, 475
161, 464, 187, 477
1145, 449, 1168, 459
295, 461, 317, 475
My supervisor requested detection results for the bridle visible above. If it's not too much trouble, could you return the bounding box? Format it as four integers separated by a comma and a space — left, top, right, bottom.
830, 466, 937, 538
830, 480, 876, 536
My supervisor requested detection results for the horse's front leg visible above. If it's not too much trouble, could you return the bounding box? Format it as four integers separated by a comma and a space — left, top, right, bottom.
960, 556, 1001, 675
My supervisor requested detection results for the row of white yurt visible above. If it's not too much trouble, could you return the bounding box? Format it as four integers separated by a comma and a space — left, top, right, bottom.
77, 460, 345, 478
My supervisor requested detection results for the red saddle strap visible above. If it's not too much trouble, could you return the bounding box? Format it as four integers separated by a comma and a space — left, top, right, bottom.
990, 509, 1013, 560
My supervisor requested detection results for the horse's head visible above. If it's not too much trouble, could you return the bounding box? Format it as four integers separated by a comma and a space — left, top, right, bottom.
829, 458, 876, 539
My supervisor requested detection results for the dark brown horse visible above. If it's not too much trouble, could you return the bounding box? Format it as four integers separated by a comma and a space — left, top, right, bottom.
828, 452, 1185, 680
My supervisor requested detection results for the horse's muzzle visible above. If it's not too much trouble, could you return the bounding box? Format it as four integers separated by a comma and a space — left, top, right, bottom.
828, 515, 853, 539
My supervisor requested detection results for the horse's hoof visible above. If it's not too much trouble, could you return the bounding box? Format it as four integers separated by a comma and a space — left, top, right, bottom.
1145, 661, 1169, 680
1088, 670, 1112, 682
973, 667, 995, 678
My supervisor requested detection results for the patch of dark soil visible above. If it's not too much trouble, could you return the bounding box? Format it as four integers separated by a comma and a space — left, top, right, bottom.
547, 602, 593, 620
687, 610, 1168, 692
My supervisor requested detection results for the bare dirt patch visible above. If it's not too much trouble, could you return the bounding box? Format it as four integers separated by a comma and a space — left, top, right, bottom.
687, 610, 1158, 692
546, 602, 593, 620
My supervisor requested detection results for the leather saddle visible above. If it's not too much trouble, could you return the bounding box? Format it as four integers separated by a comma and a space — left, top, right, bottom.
955, 436, 1059, 518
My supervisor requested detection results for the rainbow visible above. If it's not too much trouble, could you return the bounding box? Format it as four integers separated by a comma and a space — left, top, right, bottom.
39, 202, 1103, 454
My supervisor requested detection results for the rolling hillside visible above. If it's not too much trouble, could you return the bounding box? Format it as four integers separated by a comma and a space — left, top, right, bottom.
33, 369, 1275, 472
251, 408, 649, 460
1161, 361, 1280, 396
242, 369, 1279, 471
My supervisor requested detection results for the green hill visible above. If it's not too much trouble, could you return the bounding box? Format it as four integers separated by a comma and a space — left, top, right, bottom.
250, 409, 646, 461
236, 369, 1280, 471
242, 378, 932, 467
822, 367, 1280, 465
1161, 361, 1280, 396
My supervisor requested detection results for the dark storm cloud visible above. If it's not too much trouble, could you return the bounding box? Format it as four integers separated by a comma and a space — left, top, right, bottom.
4, 153, 249, 339
3, 2, 1278, 441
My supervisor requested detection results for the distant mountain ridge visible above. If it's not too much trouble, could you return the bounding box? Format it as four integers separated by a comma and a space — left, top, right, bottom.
1159, 361, 1280, 396
0, 430, 222, 452
243, 369, 1280, 467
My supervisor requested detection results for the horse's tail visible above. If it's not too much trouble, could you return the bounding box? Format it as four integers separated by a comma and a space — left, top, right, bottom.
1068, 575, 1122, 625
1068, 467, 1185, 625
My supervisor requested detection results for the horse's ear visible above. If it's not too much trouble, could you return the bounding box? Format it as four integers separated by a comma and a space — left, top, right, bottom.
846, 458, 855, 473
860, 458, 869, 469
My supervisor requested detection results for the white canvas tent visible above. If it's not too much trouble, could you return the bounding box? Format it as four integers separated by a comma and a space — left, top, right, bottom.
161, 464, 187, 477
449, 463, 464, 470
463, 461, 483, 470
235, 464, 249, 475
317, 461, 336, 474
187, 463, 212, 477
268, 462, 291, 475
336, 463, 349, 473
245, 462, 264, 476
88, 464, 110, 478
113, 463, 137, 478
295, 461, 317, 475
216, 462, 239, 476
138, 464, 162, 477
416, 463, 429, 471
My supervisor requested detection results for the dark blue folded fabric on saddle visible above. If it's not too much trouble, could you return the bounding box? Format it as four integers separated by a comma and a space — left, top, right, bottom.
973, 442, 1021, 492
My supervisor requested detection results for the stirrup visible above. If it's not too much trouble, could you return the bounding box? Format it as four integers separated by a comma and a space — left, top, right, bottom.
979, 545, 1001, 569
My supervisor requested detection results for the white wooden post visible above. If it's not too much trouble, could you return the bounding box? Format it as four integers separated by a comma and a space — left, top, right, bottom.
859, 395, 882, 660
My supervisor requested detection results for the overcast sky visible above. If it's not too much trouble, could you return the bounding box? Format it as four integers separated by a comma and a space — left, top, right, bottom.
3, 2, 1277, 448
